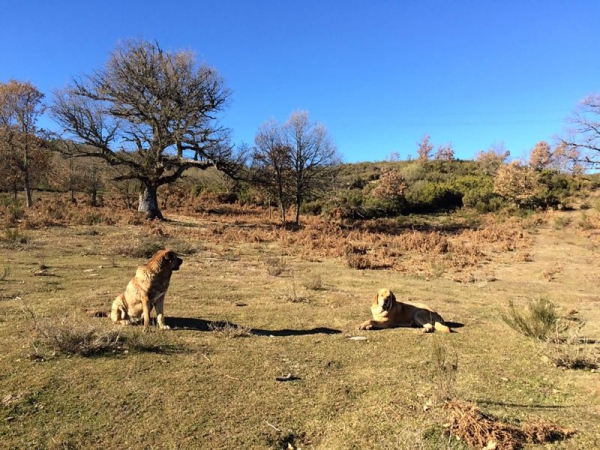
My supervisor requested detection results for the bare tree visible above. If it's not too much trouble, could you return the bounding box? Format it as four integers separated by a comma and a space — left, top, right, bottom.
252, 119, 291, 223
0, 80, 46, 207
284, 111, 340, 226
252, 111, 340, 225
561, 94, 600, 169
51, 39, 243, 219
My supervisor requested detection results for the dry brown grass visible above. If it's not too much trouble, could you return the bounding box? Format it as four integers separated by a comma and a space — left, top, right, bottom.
1, 192, 599, 449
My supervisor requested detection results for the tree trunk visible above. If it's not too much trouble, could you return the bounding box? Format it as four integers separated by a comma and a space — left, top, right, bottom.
294, 192, 301, 226
138, 184, 163, 220
90, 188, 97, 207
277, 181, 286, 224
24, 171, 33, 208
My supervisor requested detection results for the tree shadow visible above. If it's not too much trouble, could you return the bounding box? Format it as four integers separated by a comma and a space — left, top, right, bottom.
166, 317, 342, 337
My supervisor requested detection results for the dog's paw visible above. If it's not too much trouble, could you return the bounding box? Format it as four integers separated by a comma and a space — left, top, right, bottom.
358, 322, 373, 330
159, 325, 171, 330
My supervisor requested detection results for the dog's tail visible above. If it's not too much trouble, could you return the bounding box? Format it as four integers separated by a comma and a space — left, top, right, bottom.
85, 309, 109, 318
434, 321, 452, 333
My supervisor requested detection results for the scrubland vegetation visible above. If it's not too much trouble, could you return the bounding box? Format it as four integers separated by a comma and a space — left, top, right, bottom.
2, 39, 600, 449
1, 164, 599, 448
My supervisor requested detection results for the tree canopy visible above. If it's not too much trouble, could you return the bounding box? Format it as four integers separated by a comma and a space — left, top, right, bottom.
51, 39, 243, 219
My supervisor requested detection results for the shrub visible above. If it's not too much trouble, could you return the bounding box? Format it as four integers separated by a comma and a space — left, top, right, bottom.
265, 256, 286, 276
302, 274, 324, 290
494, 161, 541, 208
431, 339, 458, 404
405, 181, 463, 213
31, 315, 124, 357
501, 298, 564, 341
2, 227, 28, 248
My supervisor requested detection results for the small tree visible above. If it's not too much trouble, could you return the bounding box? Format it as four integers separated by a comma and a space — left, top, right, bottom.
476, 143, 510, 176
51, 39, 243, 219
493, 161, 541, 207
434, 143, 455, 161
417, 134, 434, 162
51, 141, 107, 205
529, 141, 553, 170
0, 80, 46, 207
370, 168, 407, 214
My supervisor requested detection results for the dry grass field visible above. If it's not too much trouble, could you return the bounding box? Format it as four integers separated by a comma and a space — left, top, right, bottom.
1, 194, 599, 449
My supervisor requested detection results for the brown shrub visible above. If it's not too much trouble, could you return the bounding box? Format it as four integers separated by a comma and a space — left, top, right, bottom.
443, 400, 575, 449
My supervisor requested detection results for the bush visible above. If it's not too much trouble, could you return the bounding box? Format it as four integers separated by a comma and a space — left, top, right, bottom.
501, 298, 564, 341
405, 181, 463, 213
265, 256, 286, 276
302, 274, 324, 290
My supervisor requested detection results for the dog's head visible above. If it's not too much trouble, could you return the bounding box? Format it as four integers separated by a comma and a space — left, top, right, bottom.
374, 288, 396, 311
150, 249, 183, 272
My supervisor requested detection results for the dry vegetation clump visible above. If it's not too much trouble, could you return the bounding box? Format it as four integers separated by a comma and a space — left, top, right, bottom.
443, 399, 575, 450
547, 343, 599, 370
301, 273, 323, 290
2, 195, 149, 229
264, 256, 287, 276
431, 339, 458, 405
207, 320, 252, 338
110, 234, 199, 259
543, 321, 599, 370
170, 207, 532, 276
31, 317, 124, 357
27, 309, 178, 358
501, 298, 564, 342
0, 227, 29, 249
457, 217, 531, 253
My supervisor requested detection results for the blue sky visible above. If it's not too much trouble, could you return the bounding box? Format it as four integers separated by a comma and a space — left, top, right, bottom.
2, 0, 599, 163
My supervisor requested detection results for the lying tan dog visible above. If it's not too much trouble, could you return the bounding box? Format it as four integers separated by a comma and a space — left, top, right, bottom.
111, 249, 182, 331
358, 288, 451, 332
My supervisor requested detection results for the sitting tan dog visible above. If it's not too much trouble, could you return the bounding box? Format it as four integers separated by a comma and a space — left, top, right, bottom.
111, 249, 182, 331
358, 288, 451, 332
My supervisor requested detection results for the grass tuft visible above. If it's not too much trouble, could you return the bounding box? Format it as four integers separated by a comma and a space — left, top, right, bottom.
208, 320, 252, 338
501, 298, 564, 341
431, 339, 458, 405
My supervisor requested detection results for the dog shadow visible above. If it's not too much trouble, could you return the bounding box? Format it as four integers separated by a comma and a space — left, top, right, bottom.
166, 317, 342, 337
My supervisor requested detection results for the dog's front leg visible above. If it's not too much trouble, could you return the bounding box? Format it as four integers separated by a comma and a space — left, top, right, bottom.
142, 296, 152, 333
155, 297, 170, 330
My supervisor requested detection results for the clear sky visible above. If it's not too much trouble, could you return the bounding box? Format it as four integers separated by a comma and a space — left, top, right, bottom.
2, 0, 599, 163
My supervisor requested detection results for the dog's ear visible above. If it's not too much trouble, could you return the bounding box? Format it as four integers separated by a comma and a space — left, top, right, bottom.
373, 293, 379, 305
389, 291, 396, 303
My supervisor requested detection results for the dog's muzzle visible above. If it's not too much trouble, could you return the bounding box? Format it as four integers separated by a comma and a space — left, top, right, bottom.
173, 258, 183, 271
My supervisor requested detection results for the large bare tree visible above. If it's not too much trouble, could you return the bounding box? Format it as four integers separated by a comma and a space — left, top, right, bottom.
0, 80, 46, 207
561, 94, 600, 169
51, 39, 242, 219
